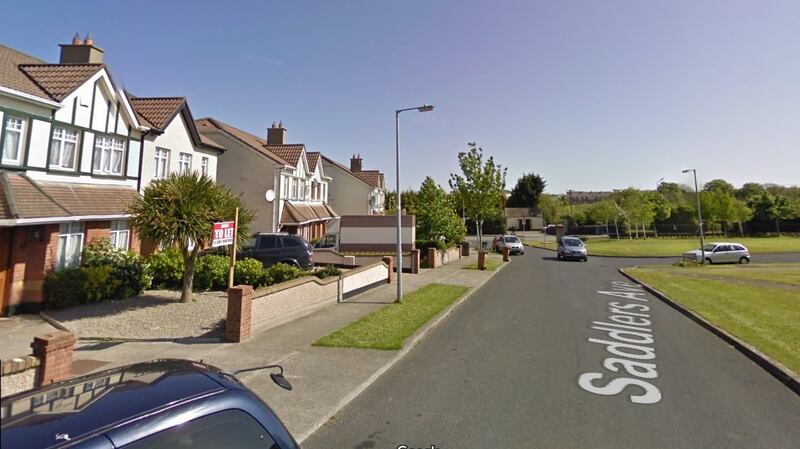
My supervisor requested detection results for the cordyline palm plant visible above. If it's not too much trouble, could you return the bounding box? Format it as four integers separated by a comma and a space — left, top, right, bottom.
128, 172, 254, 303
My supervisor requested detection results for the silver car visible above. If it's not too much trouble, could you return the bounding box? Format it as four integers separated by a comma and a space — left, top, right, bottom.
557, 236, 588, 261
683, 242, 751, 264
494, 234, 525, 255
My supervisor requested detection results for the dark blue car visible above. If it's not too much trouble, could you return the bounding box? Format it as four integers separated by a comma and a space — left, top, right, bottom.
0, 359, 299, 449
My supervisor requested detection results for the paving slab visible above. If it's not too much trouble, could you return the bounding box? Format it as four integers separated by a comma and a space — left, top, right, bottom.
0, 315, 58, 361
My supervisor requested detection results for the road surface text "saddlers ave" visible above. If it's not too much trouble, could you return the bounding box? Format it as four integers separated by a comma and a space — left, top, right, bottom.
578, 281, 662, 405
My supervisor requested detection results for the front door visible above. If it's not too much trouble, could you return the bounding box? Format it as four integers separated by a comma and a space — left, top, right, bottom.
0, 228, 11, 316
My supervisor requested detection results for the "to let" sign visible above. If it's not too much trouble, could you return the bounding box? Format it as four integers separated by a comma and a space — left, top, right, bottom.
211, 221, 235, 247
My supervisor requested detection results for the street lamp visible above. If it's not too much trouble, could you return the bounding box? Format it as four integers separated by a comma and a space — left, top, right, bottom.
395, 104, 435, 303
682, 169, 705, 264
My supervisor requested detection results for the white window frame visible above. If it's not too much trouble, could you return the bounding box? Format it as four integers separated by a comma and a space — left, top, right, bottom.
200, 157, 209, 176
56, 222, 84, 270
2, 116, 26, 165
92, 136, 126, 175
178, 152, 192, 174
49, 126, 79, 171
154, 147, 170, 179
109, 220, 130, 250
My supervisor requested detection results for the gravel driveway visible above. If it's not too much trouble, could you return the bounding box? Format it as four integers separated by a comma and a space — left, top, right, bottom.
48, 290, 227, 340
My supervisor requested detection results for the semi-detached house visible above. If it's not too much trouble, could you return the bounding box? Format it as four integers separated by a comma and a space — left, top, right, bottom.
0, 36, 222, 315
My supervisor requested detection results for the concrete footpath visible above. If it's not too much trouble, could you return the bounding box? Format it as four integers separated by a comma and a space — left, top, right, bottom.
68, 252, 507, 442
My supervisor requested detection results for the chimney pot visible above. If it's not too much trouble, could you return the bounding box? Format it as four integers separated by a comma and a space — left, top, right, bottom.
267, 122, 286, 144
278, 120, 283, 128
83, 33, 94, 46
60, 34, 104, 64
350, 154, 363, 172
72, 33, 81, 45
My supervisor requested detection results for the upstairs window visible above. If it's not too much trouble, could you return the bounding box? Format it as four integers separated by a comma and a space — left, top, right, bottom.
178, 153, 192, 174
49, 127, 79, 171
154, 148, 170, 179
201, 157, 209, 176
2, 116, 26, 165
93, 136, 125, 175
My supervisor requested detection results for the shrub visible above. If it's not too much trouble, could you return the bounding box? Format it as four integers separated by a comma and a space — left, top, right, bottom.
84, 265, 118, 302
147, 248, 184, 289
235, 258, 266, 287
265, 263, 302, 286
43, 268, 87, 309
416, 239, 447, 252
194, 255, 230, 291
315, 264, 342, 279
83, 238, 149, 298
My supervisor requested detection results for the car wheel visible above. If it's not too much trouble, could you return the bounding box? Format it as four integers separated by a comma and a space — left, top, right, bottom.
739, 257, 750, 264
705, 258, 713, 265
583, 257, 588, 262
557, 253, 562, 260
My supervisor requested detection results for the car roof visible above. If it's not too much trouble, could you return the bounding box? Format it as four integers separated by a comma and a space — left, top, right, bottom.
708, 242, 745, 246
0, 359, 236, 449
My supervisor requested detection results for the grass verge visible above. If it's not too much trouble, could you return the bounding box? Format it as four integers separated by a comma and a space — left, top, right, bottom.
625, 263, 800, 375
524, 236, 800, 257
313, 283, 470, 350
463, 257, 503, 271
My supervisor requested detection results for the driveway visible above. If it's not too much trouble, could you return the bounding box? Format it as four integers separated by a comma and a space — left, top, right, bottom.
303, 247, 800, 449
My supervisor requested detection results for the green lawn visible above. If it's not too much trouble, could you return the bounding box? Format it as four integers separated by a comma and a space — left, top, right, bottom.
524, 236, 800, 257
625, 263, 800, 375
463, 256, 503, 271
313, 283, 470, 350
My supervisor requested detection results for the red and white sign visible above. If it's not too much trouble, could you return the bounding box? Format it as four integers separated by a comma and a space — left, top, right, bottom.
212, 221, 235, 247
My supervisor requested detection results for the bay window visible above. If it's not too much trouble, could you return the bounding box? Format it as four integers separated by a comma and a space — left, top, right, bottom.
93, 136, 125, 175
49, 127, 79, 171
109, 220, 130, 250
56, 222, 84, 270
2, 116, 26, 165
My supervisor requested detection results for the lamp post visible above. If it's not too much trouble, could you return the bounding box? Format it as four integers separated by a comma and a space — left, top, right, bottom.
682, 169, 705, 264
395, 104, 435, 303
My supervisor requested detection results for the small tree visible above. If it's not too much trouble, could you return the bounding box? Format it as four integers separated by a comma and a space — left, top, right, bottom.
731, 199, 753, 236
416, 177, 465, 244
449, 143, 506, 248
768, 194, 797, 235
128, 172, 253, 303
507, 173, 547, 208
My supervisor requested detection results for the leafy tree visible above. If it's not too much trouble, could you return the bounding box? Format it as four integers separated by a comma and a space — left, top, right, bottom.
703, 179, 735, 196
128, 172, 253, 303
735, 182, 765, 201
768, 194, 798, 235
646, 192, 671, 237
449, 143, 506, 247
657, 182, 692, 209
506, 173, 546, 208
730, 199, 753, 236
587, 199, 622, 238
614, 188, 653, 238
416, 177, 465, 244
701, 189, 735, 235
538, 194, 566, 225
385, 190, 419, 216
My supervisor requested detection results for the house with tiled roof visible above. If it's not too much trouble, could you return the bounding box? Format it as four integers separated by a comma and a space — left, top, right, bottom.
197, 119, 335, 241
127, 95, 224, 192
0, 35, 158, 315
321, 154, 386, 215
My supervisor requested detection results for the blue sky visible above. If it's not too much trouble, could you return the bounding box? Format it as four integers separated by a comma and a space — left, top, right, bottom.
3, 1, 799, 193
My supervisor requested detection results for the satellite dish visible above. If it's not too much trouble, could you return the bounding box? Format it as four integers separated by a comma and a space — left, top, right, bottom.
265, 189, 275, 202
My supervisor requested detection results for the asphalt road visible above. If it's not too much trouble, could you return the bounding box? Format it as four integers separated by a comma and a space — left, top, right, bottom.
303, 247, 800, 449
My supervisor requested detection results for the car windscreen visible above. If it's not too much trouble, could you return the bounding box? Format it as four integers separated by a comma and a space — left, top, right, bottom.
703, 244, 717, 251
504, 237, 520, 243
563, 238, 583, 246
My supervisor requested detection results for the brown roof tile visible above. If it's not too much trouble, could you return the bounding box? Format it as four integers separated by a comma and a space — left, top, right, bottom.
353, 170, 383, 188
264, 144, 304, 167
197, 117, 291, 166
128, 97, 184, 130
320, 155, 381, 188
0, 171, 139, 219
0, 45, 51, 100
18, 63, 103, 102
280, 202, 334, 225
306, 152, 321, 171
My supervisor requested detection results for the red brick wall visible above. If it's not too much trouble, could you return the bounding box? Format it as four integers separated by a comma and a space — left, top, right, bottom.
85, 221, 111, 244
7, 224, 59, 309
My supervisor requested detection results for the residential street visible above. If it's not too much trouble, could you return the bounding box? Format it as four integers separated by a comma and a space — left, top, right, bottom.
304, 247, 800, 449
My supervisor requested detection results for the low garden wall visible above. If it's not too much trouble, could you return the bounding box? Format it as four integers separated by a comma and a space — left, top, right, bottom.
246, 262, 389, 334
313, 249, 357, 266
1, 356, 39, 398
426, 246, 463, 269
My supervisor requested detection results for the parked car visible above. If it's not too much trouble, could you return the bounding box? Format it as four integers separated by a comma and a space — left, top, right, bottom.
682, 242, 751, 264
240, 233, 314, 270
492, 234, 525, 255
545, 224, 557, 235
557, 236, 588, 261
0, 359, 300, 449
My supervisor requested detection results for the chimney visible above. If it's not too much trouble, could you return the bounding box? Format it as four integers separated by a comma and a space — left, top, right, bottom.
267, 121, 286, 145
350, 153, 363, 172
59, 33, 104, 64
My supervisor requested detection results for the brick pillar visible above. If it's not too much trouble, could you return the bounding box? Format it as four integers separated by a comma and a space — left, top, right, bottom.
427, 247, 438, 269
382, 256, 394, 284
478, 250, 487, 270
503, 246, 510, 262
226, 286, 253, 343
410, 249, 420, 274
31, 331, 76, 386
461, 241, 470, 257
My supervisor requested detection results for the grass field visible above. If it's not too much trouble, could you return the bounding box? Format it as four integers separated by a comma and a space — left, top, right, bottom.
312, 283, 469, 350
625, 263, 800, 375
524, 236, 800, 257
